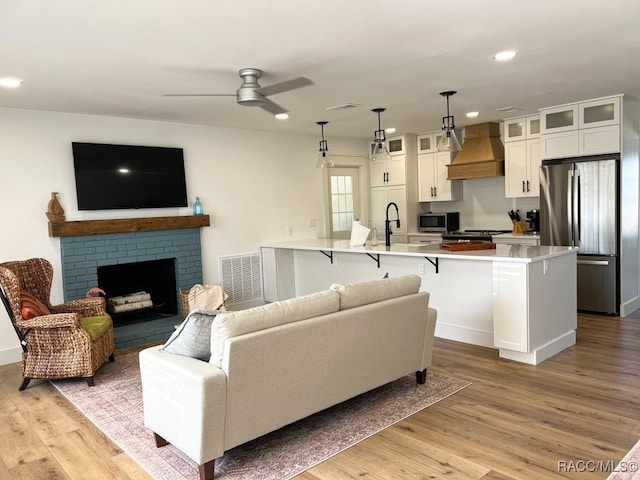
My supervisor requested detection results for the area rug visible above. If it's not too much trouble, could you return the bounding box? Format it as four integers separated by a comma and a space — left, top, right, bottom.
608, 438, 640, 480
51, 353, 470, 480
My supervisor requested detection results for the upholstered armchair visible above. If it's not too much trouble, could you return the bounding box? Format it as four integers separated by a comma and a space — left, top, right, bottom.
0, 258, 115, 390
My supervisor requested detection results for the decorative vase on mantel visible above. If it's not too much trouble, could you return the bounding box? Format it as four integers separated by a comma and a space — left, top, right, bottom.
46, 192, 65, 222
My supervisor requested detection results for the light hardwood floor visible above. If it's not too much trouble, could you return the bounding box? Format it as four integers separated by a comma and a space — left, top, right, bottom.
1, 312, 639, 480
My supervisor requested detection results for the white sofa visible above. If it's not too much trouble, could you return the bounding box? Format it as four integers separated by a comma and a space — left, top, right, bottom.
139, 274, 437, 480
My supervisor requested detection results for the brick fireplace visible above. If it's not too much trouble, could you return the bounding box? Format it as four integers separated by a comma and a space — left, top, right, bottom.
59, 227, 204, 348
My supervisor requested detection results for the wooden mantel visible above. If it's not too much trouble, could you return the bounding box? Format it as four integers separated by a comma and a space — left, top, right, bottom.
48, 215, 210, 237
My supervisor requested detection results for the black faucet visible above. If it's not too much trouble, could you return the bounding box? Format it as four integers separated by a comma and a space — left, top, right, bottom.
385, 202, 400, 247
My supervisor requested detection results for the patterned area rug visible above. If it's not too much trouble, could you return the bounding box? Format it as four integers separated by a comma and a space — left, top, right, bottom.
608, 439, 640, 480
52, 352, 470, 480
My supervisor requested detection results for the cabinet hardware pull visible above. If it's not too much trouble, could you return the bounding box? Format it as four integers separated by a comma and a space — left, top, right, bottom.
522, 180, 525, 192
526, 180, 530, 192
434, 186, 437, 197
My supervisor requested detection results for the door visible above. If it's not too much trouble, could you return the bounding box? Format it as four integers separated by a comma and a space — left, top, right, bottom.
540, 162, 573, 246
576, 159, 617, 255
328, 167, 362, 239
577, 254, 618, 314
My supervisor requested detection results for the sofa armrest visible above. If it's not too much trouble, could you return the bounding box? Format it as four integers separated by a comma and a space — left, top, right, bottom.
421, 307, 438, 370
139, 346, 227, 464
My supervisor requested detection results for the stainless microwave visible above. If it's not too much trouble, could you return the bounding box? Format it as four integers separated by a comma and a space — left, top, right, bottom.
418, 212, 460, 233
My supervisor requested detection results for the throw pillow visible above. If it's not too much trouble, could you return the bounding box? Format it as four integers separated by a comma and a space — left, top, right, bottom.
160, 309, 221, 361
20, 290, 51, 319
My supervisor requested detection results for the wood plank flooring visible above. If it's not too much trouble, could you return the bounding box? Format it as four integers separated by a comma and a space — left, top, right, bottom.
1, 312, 639, 479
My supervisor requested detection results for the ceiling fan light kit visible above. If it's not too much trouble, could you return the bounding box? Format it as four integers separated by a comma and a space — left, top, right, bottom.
437, 90, 462, 152
315, 121, 334, 168
370, 108, 392, 163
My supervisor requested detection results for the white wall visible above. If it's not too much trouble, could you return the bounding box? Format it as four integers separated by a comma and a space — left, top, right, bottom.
420, 177, 540, 231
0, 107, 366, 364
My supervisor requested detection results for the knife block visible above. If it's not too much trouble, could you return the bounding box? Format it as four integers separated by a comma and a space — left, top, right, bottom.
512, 220, 526, 234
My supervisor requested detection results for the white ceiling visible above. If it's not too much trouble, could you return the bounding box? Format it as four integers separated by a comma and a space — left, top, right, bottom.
2, 0, 640, 140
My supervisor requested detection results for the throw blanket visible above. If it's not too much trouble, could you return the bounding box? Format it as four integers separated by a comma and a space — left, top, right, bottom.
188, 284, 228, 311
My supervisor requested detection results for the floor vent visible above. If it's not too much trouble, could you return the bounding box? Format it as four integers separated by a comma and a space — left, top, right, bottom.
219, 252, 263, 305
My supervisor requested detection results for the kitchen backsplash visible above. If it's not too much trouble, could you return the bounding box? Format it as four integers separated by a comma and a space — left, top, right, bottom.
419, 176, 539, 231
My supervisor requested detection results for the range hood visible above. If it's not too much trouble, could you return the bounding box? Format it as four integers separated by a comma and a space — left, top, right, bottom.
446, 122, 504, 180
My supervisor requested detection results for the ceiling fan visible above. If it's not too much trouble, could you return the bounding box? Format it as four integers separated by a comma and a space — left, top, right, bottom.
163, 68, 313, 115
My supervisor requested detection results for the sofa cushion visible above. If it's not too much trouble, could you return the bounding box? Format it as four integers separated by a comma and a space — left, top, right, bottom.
161, 309, 222, 361
330, 274, 423, 310
210, 289, 340, 368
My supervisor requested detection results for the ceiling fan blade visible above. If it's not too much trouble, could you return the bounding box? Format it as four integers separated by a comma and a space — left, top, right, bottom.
162, 93, 236, 97
260, 98, 288, 115
255, 77, 313, 97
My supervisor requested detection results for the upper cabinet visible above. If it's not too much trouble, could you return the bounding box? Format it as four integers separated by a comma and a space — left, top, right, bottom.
504, 115, 541, 198
540, 95, 622, 159
369, 134, 419, 241
417, 132, 463, 202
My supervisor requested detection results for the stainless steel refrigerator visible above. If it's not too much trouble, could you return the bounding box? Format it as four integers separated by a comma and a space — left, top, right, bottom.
540, 154, 619, 314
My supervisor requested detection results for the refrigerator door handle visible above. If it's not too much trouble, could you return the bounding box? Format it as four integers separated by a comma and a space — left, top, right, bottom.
577, 259, 610, 266
574, 168, 581, 247
567, 170, 574, 245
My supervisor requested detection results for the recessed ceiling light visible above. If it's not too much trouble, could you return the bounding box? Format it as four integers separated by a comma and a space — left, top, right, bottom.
385, 127, 397, 134
0, 77, 23, 88
275, 113, 289, 120
466, 111, 479, 118
493, 50, 517, 62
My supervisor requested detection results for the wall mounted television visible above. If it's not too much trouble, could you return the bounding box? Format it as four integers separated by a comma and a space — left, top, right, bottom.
72, 142, 188, 210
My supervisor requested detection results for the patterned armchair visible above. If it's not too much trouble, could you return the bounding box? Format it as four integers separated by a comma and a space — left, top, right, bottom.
0, 258, 115, 390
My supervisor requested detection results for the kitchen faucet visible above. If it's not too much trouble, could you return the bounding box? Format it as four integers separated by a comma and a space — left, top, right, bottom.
385, 202, 400, 247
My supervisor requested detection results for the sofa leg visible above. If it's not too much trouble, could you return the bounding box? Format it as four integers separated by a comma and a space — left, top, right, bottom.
154, 432, 169, 447
18, 377, 31, 391
199, 460, 215, 480
416, 369, 427, 384
86, 376, 95, 387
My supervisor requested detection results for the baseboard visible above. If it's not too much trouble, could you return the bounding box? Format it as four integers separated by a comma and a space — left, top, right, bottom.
434, 322, 494, 349
499, 330, 576, 365
621, 296, 640, 317
0, 345, 22, 366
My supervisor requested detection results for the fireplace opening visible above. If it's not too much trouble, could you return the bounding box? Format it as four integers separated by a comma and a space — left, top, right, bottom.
97, 258, 178, 325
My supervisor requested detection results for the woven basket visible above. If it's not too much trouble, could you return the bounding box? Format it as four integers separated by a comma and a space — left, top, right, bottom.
180, 290, 190, 318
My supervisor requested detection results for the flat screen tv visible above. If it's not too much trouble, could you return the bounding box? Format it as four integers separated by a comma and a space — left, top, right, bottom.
72, 142, 188, 210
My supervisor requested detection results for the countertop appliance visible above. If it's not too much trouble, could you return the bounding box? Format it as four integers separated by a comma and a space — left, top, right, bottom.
441, 229, 511, 242
540, 154, 619, 314
418, 212, 459, 233
525, 210, 540, 234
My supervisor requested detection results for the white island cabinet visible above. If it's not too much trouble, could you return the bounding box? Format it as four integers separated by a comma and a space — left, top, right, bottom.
261, 240, 577, 365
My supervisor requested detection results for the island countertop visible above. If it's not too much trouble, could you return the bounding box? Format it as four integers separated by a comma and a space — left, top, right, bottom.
263, 238, 575, 263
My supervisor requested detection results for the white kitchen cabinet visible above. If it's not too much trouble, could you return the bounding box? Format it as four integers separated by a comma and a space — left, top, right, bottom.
417, 145, 462, 202
541, 130, 579, 159
370, 185, 408, 241
505, 139, 541, 197
578, 124, 620, 155
370, 155, 406, 187
368, 134, 417, 243
540, 104, 579, 134
504, 115, 541, 198
540, 95, 622, 159
407, 233, 442, 245
417, 132, 436, 153
493, 234, 540, 246
579, 96, 620, 129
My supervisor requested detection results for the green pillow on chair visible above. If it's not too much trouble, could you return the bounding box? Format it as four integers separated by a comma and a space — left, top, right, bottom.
80, 316, 112, 341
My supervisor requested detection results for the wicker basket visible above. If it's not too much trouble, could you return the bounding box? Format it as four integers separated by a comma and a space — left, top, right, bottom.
180, 290, 190, 318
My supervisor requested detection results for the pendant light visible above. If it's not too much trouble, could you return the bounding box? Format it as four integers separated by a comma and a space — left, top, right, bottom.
371, 108, 392, 162
315, 121, 334, 168
437, 91, 462, 152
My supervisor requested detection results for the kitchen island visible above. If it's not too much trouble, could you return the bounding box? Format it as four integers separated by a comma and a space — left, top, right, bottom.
261, 239, 578, 365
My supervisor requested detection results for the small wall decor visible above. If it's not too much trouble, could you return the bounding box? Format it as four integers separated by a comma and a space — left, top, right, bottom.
46, 192, 65, 222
